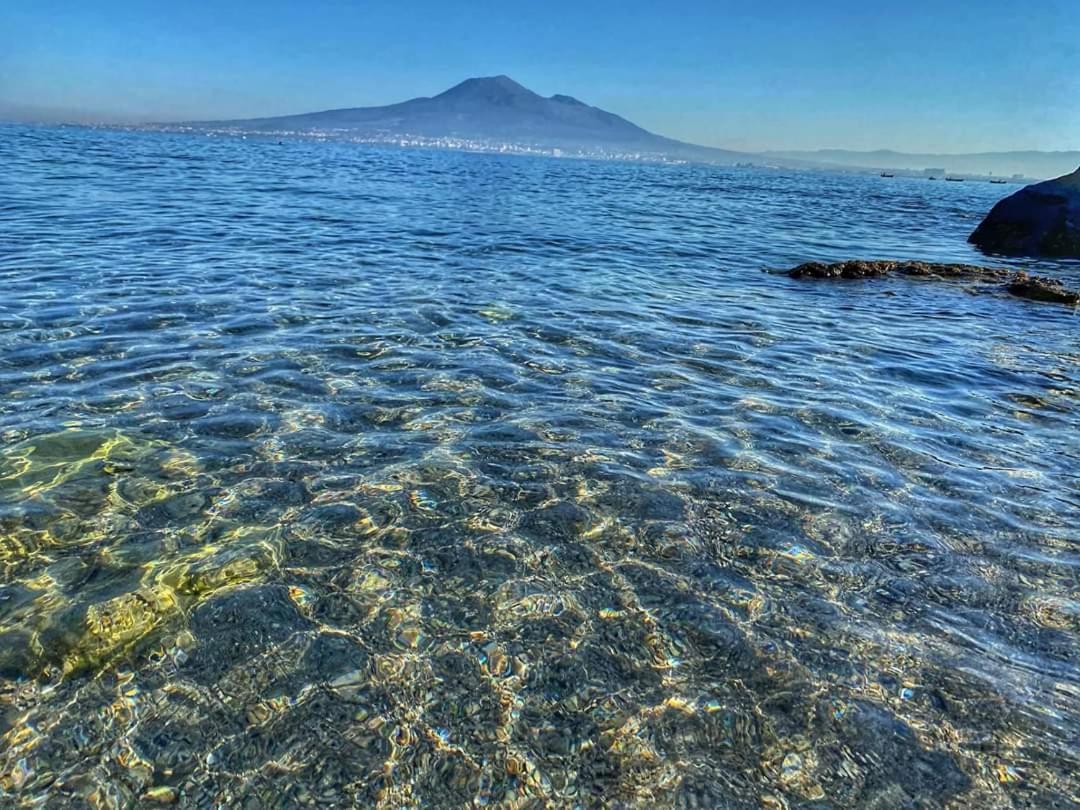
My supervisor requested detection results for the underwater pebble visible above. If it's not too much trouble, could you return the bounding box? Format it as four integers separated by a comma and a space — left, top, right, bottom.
780, 752, 804, 782
996, 764, 1023, 784
10, 758, 32, 790
140, 786, 179, 804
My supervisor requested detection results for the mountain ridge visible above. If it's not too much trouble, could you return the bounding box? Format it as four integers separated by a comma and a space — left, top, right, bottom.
183, 75, 751, 164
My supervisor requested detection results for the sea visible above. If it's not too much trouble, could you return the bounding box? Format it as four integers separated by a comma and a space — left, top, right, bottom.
1, 123, 1077, 808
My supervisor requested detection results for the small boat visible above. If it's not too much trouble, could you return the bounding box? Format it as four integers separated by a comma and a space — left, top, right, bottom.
946, 177, 965, 182
990, 179, 1007, 184
880, 172, 895, 178
927, 176, 938, 180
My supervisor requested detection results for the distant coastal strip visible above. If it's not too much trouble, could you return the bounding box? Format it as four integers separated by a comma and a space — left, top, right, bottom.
777, 260, 1079, 305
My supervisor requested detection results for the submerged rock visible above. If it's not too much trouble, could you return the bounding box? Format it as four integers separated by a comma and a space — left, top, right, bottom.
0, 629, 34, 679
35, 585, 180, 675
970, 166, 1080, 257
784, 260, 1079, 305
187, 583, 314, 682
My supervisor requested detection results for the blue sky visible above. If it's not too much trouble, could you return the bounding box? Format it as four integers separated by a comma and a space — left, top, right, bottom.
1, 0, 1077, 152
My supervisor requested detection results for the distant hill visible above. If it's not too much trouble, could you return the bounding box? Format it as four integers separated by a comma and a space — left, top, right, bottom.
763, 149, 1080, 180
184, 75, 754, 164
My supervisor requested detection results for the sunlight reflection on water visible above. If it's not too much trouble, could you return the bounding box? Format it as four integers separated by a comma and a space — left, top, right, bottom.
0, 124, 1077, 807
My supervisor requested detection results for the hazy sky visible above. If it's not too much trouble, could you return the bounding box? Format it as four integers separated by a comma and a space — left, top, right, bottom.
2, 0, 1077, 152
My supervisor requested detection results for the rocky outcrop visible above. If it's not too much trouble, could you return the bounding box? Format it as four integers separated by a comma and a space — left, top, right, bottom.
784, 260, 1079, 305
786, 260, 1008, 280
969, 166, 1080, 257
1006, 272, 1080, 305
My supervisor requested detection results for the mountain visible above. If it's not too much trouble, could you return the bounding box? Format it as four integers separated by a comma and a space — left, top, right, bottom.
186, 75, 752, 163
10, 79, 1075, 177
763, 149, 1080, 180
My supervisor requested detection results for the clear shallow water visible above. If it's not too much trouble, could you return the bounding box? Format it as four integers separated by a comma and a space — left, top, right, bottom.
0, 123, 1078, 808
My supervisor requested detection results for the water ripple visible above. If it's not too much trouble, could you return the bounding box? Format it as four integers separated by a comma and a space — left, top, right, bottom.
0, 123, 1077, 807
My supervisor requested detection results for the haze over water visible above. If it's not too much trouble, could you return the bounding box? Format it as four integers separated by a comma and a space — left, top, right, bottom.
1, 125, 1078, 807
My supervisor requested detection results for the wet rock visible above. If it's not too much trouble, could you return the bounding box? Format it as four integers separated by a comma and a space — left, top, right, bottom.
784, 259, 1080, 306
1006, 272, 1080, 305
676, 777, 757, 810
309, 591, 367, 626
786, 260, 1007, 280
102, 530, 174, 569
211, 687, 390, 780
43, 556, 90, 591
0, 582, 39, 622
0, 429, 172, 519
970, 166, 1080, 256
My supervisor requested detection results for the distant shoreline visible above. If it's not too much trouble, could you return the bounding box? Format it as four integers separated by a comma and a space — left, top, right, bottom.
1, 119, 1047, 184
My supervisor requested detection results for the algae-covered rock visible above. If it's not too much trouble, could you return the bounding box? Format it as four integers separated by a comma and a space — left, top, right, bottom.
785, 260, 1008, 280
783, 260, 1080, 306
35, 585, 180, 675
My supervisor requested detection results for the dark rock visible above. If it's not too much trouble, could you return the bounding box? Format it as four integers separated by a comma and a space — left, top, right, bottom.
786, 260, 1007, 280
970, 166, 1080, 257
1006, 272, 1080, 305
784, 259, 1079, 306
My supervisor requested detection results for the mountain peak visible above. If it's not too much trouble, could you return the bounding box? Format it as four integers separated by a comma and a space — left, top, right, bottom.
435, 75, 536, 102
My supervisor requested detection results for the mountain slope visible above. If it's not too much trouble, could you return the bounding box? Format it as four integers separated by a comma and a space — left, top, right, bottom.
189, 75, 749, 163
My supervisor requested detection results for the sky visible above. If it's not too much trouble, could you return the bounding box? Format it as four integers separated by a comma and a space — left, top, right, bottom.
1, 0, 1078, 153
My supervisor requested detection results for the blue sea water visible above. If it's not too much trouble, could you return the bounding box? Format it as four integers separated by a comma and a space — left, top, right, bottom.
0, 124, 1077, 807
